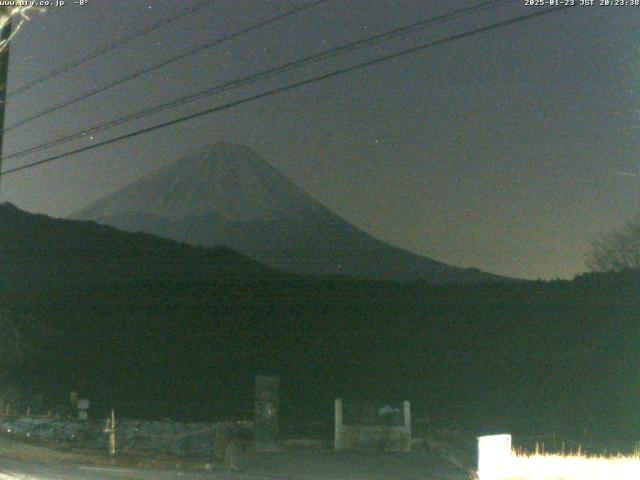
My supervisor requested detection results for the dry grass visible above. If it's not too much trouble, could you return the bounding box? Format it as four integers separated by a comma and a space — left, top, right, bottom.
479, 450, 640, 480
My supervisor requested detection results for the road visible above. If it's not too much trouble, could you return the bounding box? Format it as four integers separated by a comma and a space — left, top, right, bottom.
0, 456, 225, 479
0, 435, 470, 479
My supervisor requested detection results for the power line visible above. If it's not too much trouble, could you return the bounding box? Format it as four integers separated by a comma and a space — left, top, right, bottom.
0, 6, 571, 178
4, 0, 508, 161
5, 0, 328, 132
8, 0, 216, 98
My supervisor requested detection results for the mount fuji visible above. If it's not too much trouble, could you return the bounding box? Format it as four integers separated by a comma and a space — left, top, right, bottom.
72, 142, 505, 283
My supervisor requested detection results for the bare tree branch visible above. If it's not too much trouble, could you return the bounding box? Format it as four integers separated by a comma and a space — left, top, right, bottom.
587, 214, 640, 272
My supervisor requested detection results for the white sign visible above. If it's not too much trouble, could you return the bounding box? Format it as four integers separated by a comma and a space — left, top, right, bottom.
478, 434, 512, 480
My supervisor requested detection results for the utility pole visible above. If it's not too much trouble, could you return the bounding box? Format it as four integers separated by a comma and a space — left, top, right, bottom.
0, 7, 11, 196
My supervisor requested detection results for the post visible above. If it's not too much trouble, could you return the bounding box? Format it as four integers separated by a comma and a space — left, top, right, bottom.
334, 398, 343, 451
254, 375, 279, 450
108, 410, 116, 455
403, 401, 411, 433
403, 400, 412, 452
0, 8, 11, 194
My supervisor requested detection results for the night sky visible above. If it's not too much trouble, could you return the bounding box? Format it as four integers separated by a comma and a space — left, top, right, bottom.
1, 0, 639, 280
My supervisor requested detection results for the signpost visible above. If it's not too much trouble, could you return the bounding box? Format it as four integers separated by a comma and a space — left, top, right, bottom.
254, 375, 279, 450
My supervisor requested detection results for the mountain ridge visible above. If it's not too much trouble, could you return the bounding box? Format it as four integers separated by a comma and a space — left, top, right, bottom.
72, 142, 510, 284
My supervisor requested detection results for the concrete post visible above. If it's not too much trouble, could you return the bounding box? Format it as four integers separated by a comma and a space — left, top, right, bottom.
254, 375, 279, 450
108, 410, 116, 455
403, 401, 411, 431
403, 400, 411, 452
334, 398, 343, 451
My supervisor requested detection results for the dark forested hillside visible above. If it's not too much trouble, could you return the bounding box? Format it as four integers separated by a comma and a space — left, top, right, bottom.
1, 204, 639, 441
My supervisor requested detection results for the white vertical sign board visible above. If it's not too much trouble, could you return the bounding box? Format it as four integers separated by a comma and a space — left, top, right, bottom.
478, 434, 512, 480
